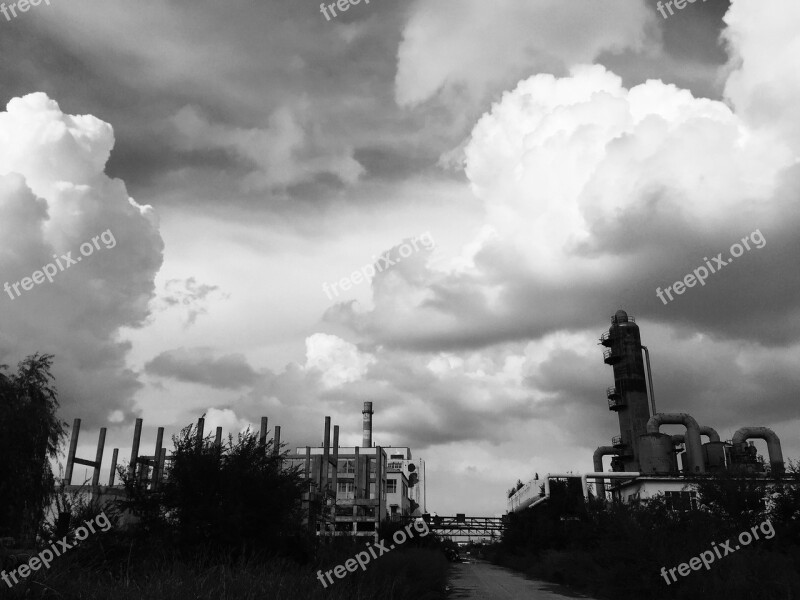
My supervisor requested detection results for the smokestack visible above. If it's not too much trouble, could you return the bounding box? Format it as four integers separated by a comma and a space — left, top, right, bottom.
362, 401, 373, 448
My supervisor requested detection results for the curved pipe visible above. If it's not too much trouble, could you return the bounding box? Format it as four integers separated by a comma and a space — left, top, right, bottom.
671, 426, 720, 446
732, 427, 784, 474
593, 446, 619, 499
647, 413, 705, 473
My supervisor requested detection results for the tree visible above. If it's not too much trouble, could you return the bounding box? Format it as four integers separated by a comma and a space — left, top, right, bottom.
0, 354, 66, 543
118, 422, 308, 558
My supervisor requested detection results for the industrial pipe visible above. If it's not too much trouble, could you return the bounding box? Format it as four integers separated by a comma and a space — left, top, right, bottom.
647, 413, 705, 473
732, 427, 785, 475
641, 345, 656, 416
671, 426, 720, 446
593, 446, 619, 499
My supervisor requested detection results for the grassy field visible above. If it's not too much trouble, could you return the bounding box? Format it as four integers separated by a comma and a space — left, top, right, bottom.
492, 545, 800, 600
490, 483, 800, 600
2, 543, 449, 599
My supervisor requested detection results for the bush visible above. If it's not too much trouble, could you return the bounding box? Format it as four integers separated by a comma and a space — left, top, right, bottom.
115, 421, 309, 560
494, 470, 800, 600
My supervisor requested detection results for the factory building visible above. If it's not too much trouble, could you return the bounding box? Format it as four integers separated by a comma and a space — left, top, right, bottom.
288, 402, 426, 537
383, 447, 426, 517
508, 310, 790, 512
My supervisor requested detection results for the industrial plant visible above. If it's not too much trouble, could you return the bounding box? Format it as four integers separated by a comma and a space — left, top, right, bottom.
60, 401, 427, 540
288, 401, 427, 538
508, 309, 789, 513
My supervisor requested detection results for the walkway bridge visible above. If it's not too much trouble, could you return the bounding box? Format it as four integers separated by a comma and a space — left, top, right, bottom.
398, 513, 507, 540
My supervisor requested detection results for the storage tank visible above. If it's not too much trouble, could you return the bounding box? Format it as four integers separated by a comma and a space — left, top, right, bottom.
637, 433, 677, 474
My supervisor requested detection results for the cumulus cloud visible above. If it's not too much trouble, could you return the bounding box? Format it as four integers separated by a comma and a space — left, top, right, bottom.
0, 93, 163, 426
303, 333, 376, 389
333, 49, 800, 347
722, 0, 800, 154
315, 1, 800, 480
203, 407, 253, 437
465, 64, 790, 250
170, 104, 364, 191
395, 0, 654, 107
145, 347, 260, 390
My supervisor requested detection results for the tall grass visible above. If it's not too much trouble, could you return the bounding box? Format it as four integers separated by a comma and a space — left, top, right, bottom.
2, 421, 450, 600
492, 474, 800, 600
2, 542, 449, 599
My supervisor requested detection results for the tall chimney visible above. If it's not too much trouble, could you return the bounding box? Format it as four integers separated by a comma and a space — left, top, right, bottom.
362, 401, 373, 448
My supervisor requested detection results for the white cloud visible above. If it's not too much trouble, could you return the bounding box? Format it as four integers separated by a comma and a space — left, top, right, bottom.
332, 56, 798, 347
303, 333, 376, 389
0, 93, 164, 426
465, 64, 792, 259
203, 407, 253, 438
723, 0, 800, 154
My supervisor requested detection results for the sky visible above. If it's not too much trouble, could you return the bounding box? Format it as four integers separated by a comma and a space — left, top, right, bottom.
1, 0, 799, 516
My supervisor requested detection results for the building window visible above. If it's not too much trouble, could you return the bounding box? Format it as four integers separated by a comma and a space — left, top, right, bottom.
337, 481, 355, 499
665, 491, 698, 510
387, 479, 398, 494
338, 459, 355, 474
391, 454, 405, 459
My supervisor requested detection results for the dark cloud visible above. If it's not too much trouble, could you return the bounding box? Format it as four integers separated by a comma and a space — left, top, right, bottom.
158, 277, 229, 327
145, 348, 260, 390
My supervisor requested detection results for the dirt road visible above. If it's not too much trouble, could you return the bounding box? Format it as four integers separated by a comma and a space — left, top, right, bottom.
447, 560, 599, 600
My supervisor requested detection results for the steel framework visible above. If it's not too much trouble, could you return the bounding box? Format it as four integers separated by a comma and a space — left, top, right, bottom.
398, 514, 507, 539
